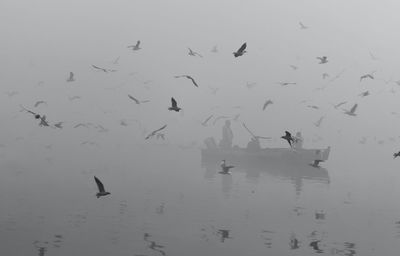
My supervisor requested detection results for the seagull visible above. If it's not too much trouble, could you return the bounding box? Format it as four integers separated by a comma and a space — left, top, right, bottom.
94, 176, 110, 198
332, 101, 347, 109
344, 103, 358, 116
219, 160, 234, 174
281, 131, 294, 147
394, 151, 400, 158
92, 65, 116, 73
188, 48, 203, 57
66, 72, 75, 82
307, 105, 319, 110
54, 122, 64, 129
145, 124, 167, 140
39, 115, 50, 127
174, 75, 199, 87
262, 100, 273, 110
233, 42, 247, 57
127, 40, 141, 51
211, 45, 218, 53
34, 101, 47, 108
128, 95, 149, 104
316, 56, 328, 64
277, 82, 296, 86
168, 97, 181, 112
360, 73, 374, 81
314, 116, 324, 128
359, 91, 370, 97
299, 22, 308, 29
201, 115, 214, 126
289, 65, 298, 70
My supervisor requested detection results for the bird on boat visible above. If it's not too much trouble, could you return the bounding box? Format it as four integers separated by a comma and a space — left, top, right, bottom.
233, 42, 247, 57
299, 22, 308, 29
174, 75, 199, 87
262, 100, 273, 110
316, 56, 328, 64
188, 48, 202, 57
66, 72, 75, 82
94, 176, 110, 198
219, 160, 234, 174
281, 131, 294, 147
145, 124, 167, 140
168, 97, 181, 112
344, 103, 358, 116
393, 151, 400, 159
127, 40, 141, 51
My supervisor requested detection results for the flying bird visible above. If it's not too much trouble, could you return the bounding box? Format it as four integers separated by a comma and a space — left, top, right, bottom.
168, 97, 181, 112
281, 131, 294, 147
174, 75, 199, 87
299, 22, 308, 29
316, 56, 328, 64
127, 40, 141, 51
188, 48, 202, 57
92, 65, 116, 73
332, 101, 347, 109
359, 91, 370, 97
54, 122, 64, 129
307, 105, 319, 110
66, 72, 75, 82
314, 116, 325, 128
233, 42, 247, 57
145, 124, 167, 140
34, 101, 47, 108
262, 100, 273, 110
201, 115, 214, 127
289, 65, 298, 70
277, 82, 296, 86
20, 105, 41, 119
219, 160, 234, 174
94, 176, 110, 198
360, 73, 374, 81
394, 151, 400, 159
344, 103, 358, 116
69, 96, 81, 101
128, 94, 149, 104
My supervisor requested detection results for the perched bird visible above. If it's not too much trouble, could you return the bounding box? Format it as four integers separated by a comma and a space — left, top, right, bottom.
359, 91, 370, 97
233, 42, 247, 57
66, 72, 75, 82
316, 56, 328, 64
393, 151, 400, 158
188, 48, 202, 57
219, 160, 234, 174
299, 22, 308, 29
54, 122, 64, 129
211, 45, 218, 53
344, 103, 358, 116
127, 40, 141, 51
360, 73, 374, 81
174, 75, 199, 87
34, 101, 47, 108
168, 97, 181, 112
145, 124, 167, 140
281, 131, 294, 147
262, 100, 273, 110
201, 115, 214, 127
94, 176, 110, 198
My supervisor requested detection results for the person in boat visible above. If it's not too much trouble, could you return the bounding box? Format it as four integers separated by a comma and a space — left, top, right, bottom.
219, 120, 233, 150
246, 137, 261, 152
293, 131, 304, 149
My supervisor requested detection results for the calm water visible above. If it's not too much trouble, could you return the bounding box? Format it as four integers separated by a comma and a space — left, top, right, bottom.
1, 137, 400, 256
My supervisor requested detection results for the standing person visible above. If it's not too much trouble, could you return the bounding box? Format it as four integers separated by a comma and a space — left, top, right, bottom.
219, 120, 233, 149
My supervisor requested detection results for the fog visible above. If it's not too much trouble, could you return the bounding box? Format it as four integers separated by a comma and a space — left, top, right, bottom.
1, 0, 400, 255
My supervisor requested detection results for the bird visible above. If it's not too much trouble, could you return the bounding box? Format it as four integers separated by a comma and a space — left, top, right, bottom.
34, 101, 47, 108
174, 75, 199, 87
233, 42, 247, 57
262, 100, 273, 110
188, 48, 202, 57
316, 56, 328, 64
281, 131, 294, 147
20, 105, 41, 119
359, 91, 370, 97
307, 105, 319, 110
277, 82, 296, 86
344, 103, 358, 116
68, 95, 81, 101
145, 124, 167, 140
299, 22, 308, 29
219, 160, 234, 174
332, 101, 347, 109
289, 65, 298, 70
201, 115, 214, 126
39, 115, 50, 127
66, 72, 75, 82
360, 73, 374, 81
314, 116, 324, 128
127, 40, 141, 51
92, 65, 116, 73
211, 45, 218, 53
128, 95, 149, 104
94, 176, 110, 198
394, 151, 400, 158
54, 122, 64, 129
168, 97, 181, 112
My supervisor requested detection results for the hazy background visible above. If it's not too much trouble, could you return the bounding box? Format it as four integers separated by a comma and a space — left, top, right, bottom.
1, 0, 400, 255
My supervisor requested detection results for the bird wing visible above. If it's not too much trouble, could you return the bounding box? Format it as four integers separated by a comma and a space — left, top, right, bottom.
146, 124, 167, 140
262, 101, 268, 110
237, 43, 247, 53
92, 65, 107, 72
285, 131, 292, 137
94, 176, 105, 193
34, 101, 45, 107
171, 97, 177, 108
187, 76, 198, 87
202, 115, 213, 124
136, 40, 140, 47
350, 104, 358, 113
128, 95, 140, 104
